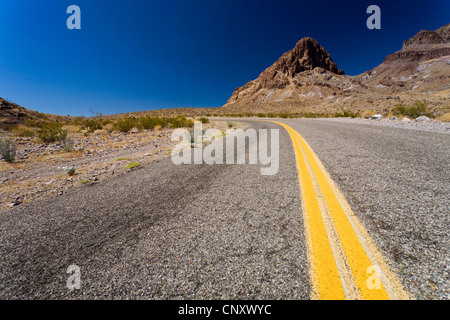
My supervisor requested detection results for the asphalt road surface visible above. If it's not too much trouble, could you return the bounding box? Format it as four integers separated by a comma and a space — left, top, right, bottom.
0, 119, 448, 299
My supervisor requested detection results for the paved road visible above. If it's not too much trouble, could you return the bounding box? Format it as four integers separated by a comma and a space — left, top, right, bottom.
0, 119, 448, 299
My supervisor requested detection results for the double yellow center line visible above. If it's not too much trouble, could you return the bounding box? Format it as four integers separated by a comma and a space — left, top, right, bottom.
273, 121, 409, 300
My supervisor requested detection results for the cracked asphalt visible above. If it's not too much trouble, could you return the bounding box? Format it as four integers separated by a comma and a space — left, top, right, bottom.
0, 119, 448, 299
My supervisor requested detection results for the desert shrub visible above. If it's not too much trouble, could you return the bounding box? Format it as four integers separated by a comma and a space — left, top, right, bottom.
64, 166, 76, 176
138, 116, 160, 130
81, 118, 103, 133
333, 110, 359, 118
391, 101, 434, 118
169, 116, 193, 128
13, 126, 35, 137
157, 117, 170, 127
73, 116, 85, 126
35, 113, 49, 120
257, 113, 266, 118
61, 137, 75, 152
101, 119, 113, 126
113, 118, 136, 133
278, 112, 290, 119
0, 138, 16, 163
391, 104, 408, 116
3, 124, 18, 132
199, 117, 210, 124
301, 112, 329, 118
37, 123, 68, 143
23, 118, 42, 128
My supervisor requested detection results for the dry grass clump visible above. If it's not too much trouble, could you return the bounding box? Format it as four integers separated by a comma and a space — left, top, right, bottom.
436, 112, 450, 122
391, 100, 435, 119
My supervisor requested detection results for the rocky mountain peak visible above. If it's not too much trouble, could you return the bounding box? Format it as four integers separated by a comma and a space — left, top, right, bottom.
270, 37, 344, 77
403, 30, 445, 48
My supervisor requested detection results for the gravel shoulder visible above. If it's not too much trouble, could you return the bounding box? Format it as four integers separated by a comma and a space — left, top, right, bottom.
320, 117, 450, 134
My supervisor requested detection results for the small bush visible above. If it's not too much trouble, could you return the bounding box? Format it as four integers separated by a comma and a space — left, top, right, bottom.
391, 101, 434, 119
0, 138, 16, 163
301, 112, 329, 118
61, 137, 75, 152
138, 116, 160, 130
169, 116, 193, 128
113, 118, 136, 133
81, 119, 103, 133
11, 126, 35, 137
333, 110, 359, 118
37, 123, 68, 143
64, 166, 76, 176
199, 117, 210, 124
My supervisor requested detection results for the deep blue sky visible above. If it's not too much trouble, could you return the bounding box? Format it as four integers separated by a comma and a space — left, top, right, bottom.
0, 0, 448, 116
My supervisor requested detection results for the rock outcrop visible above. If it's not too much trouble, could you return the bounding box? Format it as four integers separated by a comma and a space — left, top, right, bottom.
226, 37, 346, 106
223, 23, 450, 114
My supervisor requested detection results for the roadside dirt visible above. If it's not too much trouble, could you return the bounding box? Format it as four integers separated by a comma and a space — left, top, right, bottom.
0, 120, 242, 212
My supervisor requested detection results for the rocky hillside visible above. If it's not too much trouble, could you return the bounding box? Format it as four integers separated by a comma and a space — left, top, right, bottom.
226, 37, 347, 106
359, 24, 450, 93
0, 98, 31, 128
223, 23, 450, 115
0, 97, 69, 130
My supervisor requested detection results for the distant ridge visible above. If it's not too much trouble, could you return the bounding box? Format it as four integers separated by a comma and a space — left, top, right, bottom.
223, 23, 450, 115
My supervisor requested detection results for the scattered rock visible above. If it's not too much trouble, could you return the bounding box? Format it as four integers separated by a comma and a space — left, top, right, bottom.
371, 114, 382, 120
46, 179, 56, 185
8, 200, 21, 208
64, 166, 77, 176
415, 116, 431, 122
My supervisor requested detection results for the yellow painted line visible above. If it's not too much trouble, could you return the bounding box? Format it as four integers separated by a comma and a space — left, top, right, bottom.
298, 129, 410, 300
277, 123, 346, 300
271, 121, 409, 300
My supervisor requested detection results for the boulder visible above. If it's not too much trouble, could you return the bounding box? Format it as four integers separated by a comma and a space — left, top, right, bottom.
415, 116, 431, 122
